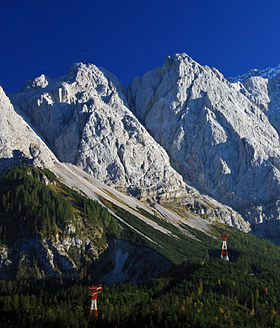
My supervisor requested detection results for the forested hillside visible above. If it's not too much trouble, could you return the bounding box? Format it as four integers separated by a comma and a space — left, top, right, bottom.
0, 165, 221, 279
2, 226, 280, 327
2, 166, 280, 327
0, 166, 121, 278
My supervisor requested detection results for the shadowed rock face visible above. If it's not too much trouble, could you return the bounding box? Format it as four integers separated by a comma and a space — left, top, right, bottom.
128, 53, 280, 225
0, 86, 57, 173
96, 240, 173, 284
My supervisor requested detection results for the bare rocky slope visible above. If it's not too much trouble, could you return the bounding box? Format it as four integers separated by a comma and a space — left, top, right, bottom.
8, 62, 248, 231
128, 53, 280, 229
7, 52, 280, 233
8, 52, 280, 281
10, 64, 185, 195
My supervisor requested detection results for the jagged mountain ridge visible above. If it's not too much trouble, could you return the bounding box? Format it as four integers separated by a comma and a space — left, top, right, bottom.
5, 54, 280, 282
7, 61, 248, 231
228, 64, 280, 83
5, 53, 280, 235
128, 53, 280, 229
10, 63, 185, 192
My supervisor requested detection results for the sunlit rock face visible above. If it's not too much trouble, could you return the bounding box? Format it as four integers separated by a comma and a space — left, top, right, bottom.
8, 61, 250, 231
10, 64, 182, 189
128, 53, 280, 225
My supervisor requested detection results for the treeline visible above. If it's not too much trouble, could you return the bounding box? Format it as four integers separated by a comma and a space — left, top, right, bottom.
59, 182, 121, 240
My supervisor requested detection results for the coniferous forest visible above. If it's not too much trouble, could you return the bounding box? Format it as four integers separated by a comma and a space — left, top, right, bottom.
1, 167, 280, 327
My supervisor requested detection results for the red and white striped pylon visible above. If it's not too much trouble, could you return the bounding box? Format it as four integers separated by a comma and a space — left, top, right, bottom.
221, 234, 229, 261
88, 285, 102, 317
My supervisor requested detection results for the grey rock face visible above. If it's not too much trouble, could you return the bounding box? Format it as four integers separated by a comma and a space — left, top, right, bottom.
128, 53, 280, 226
0, 86, 57, 172
98, 240, 173, 284
10, 63, 184, 191
8, 61, 250, 231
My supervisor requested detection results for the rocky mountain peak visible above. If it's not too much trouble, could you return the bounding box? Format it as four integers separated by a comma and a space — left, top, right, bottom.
23, 74, 49, 90
7, 53, 280, 234
162, 53, 197, 71
128, 55, 280, 227
9, 64, 185, 193
5, 61, 251, 231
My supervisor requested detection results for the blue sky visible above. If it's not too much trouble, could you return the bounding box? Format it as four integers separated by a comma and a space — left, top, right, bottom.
1, 0, 280, 92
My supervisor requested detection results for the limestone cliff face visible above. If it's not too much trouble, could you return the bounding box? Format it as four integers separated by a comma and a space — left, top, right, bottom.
128, 53, 280, 225
7, 60, 251, 231
0, 85, 57, 172
230, 65, 280, 145
10, 64, 185, 192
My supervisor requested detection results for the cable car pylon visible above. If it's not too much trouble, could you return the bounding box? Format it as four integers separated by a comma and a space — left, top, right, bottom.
88, 285, 102, 317
221, 234, 229, 261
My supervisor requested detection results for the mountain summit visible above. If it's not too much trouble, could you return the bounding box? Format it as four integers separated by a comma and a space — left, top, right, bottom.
4, 53, 280, 236
128, 53, 280, 229
10, 62, 186, 195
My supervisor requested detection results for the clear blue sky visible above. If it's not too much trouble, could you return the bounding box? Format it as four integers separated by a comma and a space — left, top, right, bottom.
1, 0, 280, 92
